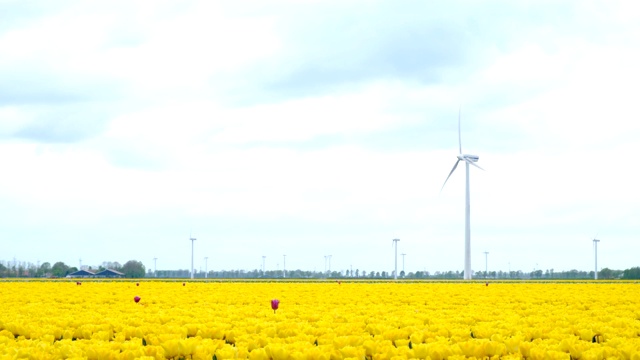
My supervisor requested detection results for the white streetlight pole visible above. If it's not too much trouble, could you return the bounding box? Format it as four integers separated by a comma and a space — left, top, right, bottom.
484, 251, 489, 278
401, 253, 406, 277
190, 236, 196, 279
393, 239, 400, 280
593, 239, 600, 280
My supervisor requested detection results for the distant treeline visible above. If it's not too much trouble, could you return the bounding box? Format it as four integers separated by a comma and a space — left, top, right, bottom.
156, 267, 640, 280
1, 260, 639, 280
0, 260, 145, 278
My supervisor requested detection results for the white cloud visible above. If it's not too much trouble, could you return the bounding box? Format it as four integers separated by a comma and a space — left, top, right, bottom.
1, 1, 639, 273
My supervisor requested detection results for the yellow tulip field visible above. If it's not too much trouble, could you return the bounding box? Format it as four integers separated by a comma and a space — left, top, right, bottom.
1, 280, 639, 359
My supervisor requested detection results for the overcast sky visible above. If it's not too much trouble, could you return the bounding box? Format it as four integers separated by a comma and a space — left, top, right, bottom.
1, 1, 639, 275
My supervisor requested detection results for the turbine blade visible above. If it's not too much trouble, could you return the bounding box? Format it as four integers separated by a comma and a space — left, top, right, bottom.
458, 108, 462, 154
465, 159, 485, 171
441, 160, 460, 191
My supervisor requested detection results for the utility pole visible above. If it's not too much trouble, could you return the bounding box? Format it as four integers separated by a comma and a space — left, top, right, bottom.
283, 255, 286, 278
401, 253, 406, 277
154, 257, 157, 277
204, 257, 208, 279
262, 256, 266, 276
393, 239, 400, 280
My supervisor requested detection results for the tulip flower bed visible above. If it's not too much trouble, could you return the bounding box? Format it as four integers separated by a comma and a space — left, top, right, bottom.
0, 281, 639, 359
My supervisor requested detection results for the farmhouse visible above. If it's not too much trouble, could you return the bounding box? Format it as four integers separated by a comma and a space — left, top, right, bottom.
95, 269, 125, 278
66, 269, 96, 278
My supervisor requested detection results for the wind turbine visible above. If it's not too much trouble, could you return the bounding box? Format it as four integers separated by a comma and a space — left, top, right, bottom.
441, 109, 484, 280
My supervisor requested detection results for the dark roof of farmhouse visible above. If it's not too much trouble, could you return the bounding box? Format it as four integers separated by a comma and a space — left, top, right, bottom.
95, 269, 125, 276
67, 269, 96, 277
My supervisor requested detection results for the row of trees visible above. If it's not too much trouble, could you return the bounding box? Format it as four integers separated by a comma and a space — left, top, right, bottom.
0, 260, 146, 278
2, 260, 639, 279
147, 267, 640, 280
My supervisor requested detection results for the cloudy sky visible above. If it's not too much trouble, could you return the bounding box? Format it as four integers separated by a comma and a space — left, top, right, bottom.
1, 1, 639, 275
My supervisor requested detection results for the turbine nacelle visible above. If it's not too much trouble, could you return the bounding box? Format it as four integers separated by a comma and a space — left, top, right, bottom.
457, 154, 479, 162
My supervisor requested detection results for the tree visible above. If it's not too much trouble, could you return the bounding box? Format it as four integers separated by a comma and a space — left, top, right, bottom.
599, 268, 614, 279
51, 262, 69, 277
622, 267, 640, 279
40, 262, 51, 277
121, 260, 146, 278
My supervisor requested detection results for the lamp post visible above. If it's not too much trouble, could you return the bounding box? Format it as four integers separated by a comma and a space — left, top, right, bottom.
392, 239, 400, 280
484, 251, 489, 278
401, 253, 406, 278
593, 239, 600, 280
190, 236, 196, 279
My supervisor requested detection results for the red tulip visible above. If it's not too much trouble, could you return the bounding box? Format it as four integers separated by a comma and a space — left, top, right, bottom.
134, 296, 141, 303
271, 299, 280, 313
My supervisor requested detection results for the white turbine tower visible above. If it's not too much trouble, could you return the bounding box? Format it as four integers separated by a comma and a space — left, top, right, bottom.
441, 110, 483, 280
593, 238, 600, 280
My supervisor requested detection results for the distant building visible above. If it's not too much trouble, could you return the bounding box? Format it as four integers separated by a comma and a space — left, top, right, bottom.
67, 269, 96, 278
94, 269, 125, 278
